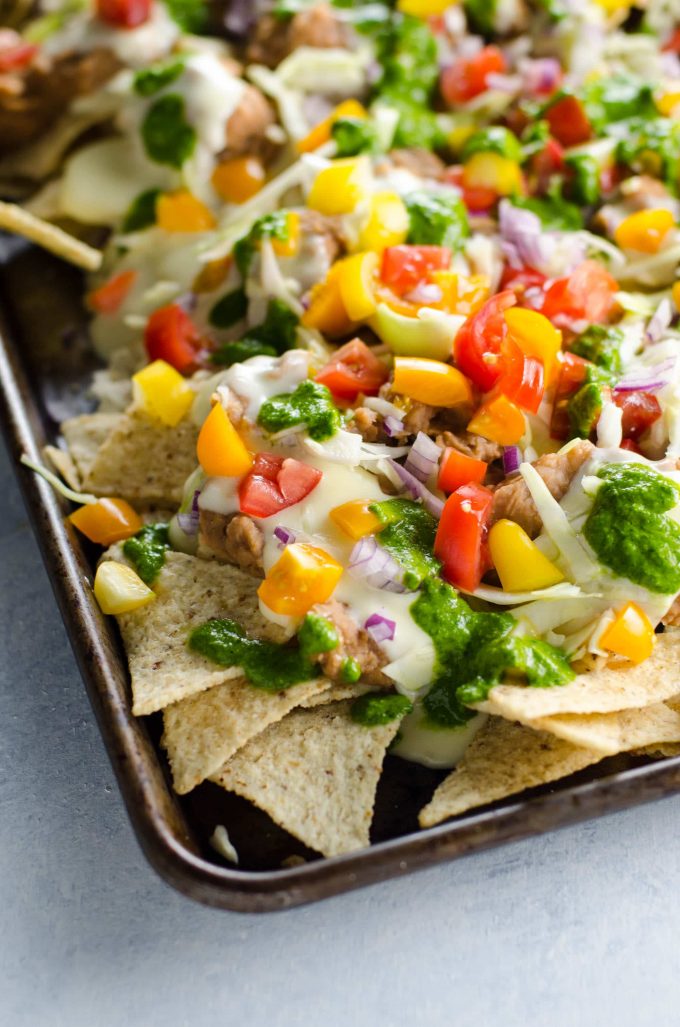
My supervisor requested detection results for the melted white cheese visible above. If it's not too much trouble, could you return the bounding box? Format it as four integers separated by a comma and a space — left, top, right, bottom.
43, 2, 179, 67
391, 705, 487, 770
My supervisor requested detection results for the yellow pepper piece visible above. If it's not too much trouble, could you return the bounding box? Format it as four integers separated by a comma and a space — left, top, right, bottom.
488, 519, 565, 592
614, 209, 675, 254
197, 403, 253, 478
593, 0, 631, 12
258, 543, 343, 616
211, 156, 265, 204
132, 359, 195, 427
599, 602, 656, 664
330, 500, 382, 540
504, 307, 563, 384
337, 251, 379, 321
358, 191, 410, 252
656, 90, 680, 117
192, 255, 232, 294
272, 211, 300, 258
392, 356, 473, 407
462, 152, 523, 197
398, 0, 454, 13
70, 498, 143, 546
307, 157, 372, 216
297, 99, 368, 154
673, 280, 680, 312
467, 394, 526, 445
431, 271, 490, 316
94, 561, 155, 615
156, 190, 216, 233
302, 262, 356, 337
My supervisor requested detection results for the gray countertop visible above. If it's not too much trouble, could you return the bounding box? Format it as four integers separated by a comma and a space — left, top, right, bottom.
1, 434, 678, 1027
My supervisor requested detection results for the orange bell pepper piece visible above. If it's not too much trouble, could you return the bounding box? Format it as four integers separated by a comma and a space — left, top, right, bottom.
467, 393, 525, 445
211, 156, 265, 204
599, 602, 656, 664
330, 500, 382, 540
69, 498, 143, 545
296, 99, 368, 154
504, 307, 562, 385
87, 270, 137, 315
258, 543, 344, 616
197, 403, 253, 477
302, 262, 356, 337
392, 356, 473, 407
157, 190, 216, 233
614, 209, 675, 254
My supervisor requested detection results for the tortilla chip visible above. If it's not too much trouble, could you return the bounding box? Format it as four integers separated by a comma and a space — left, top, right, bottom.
419, 718, 601, 828
635, 743, 680, 759
212, 701, 403, 857
162, 675, 330, 794
475, 632, 680, 722
110, 551, 288, 715
61, 412, 122, 486
525, 701, 680, 756
299, 681, 374, 708
83, 409, 199, 506
43, 445, 81, 492
0, 200, 102, 270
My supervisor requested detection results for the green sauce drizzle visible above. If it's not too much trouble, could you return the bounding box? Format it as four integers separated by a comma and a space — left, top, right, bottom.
133, 56, 186, 97
369, 499, 440, 590
122, 189, 161, 233
462, 126, 523, 163
298, 613, 339, 660
258, 380, 342, 442
340, 657, 362, 683
213, 299, 299, 365
331, 117, 378, 157
405, 191, 470, 251
141, 94, 196, 169
571, 325, 624, 375
123, 523, 170, 585
233, 211, 292, 278
208, 287, 248, 331
351, 692, 413, 727
188, 618, 317, 691
584, 463, 680, 594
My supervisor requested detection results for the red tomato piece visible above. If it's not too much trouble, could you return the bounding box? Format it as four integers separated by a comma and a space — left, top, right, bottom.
87, 270, 137, 315
96, 0, 151, 28
443, 167, 497, 211
315, 338, 388, 402
239, 454, 322, 518
499, 265, 548, 300
440, 46, 506, 105
438, 448, 487, 494
453, 290, 517, 392
613, 391, 662, 441
550, 351, 590, 439
434, 483, 494, 592
380, 245, 452, 297
544, 95, 592, 147
144, 304, 204, 374
494, 337, 545, 413
0, 39, 38, 72
663, 27, 680, 53
542, 260, 619, 327
620, 438, 643, 454
531, 138, 565, 184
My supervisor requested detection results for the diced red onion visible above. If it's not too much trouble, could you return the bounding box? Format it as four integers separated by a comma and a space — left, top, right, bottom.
614, 357, 676, 394
176, 490, 200, 536
383, 415, 405, 437
645, 298, 673, 344
499, 200, 584, 277
388, 459, 445, 519
503, 446, 522, 477
486, 72, 521, 94
405, 431, 441, 483
404, 282, 444, 306
519, 58, 561, 96
364, 613, 396, 643
274, 526, 296, 548
348, 535, 410, 593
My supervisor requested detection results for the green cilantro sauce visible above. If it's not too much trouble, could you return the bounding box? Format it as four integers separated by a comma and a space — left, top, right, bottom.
571, 325, 624, 374
405, 191, 470, 251
511, 192, 584, 231
340, 657, 362, 683
212, 299, 299, 365
122, 189, 161, 233
331, 117, 378, 157
141, 94, 196, 169
133, 56, 186, 97
584, 463, 680, 594
123, 523, 170, 585
616, 118, 680, 191
208, 287, 248, 331
164, 0, 209, 33
567, 365, 614, 439
351, 693, 413, 727
257, 380, 342, 441
369, 499, 440, 589
233, 211, 292, 278
462, 126, 523, 163
298, 613, 339, 660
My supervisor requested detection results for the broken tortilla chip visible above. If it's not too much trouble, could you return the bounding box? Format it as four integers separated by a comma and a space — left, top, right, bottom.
0, 200, 102, 270
162, 675, 330, 794
419, 718, 601, 828
61, 412, 123, 487
522, 701, 680, 757
212, 701, 403, 857
109, 551, 288, 715
299, 681, 373, 708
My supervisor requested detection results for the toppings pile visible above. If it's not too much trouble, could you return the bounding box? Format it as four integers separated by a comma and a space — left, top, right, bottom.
9, 0, 680, 860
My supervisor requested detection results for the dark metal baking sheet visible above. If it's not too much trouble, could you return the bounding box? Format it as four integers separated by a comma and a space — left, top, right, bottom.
3, 242, 680, 912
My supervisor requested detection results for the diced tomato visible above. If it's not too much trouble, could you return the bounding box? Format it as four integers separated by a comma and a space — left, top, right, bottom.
444, 167, 497, 212
550, 351, 590, 439
531, 139, 565, 185
663, 27, 680, 53
239, 454, 322, 519
541, 260, 619, 327
620, 438, 643, 454
493, 337, 545, 414
0, 38, 38, 72
440, 46, 506, 105
87, 270, 137, 315
453, 290, 516, 392
544, 95, 592, 148
96, 0, 151, 28
438, 448, 487, 494
613, 391, 662, 441
380, 245, 452, 297
144, 304, 204, 374
434, 483, 494, 592
499, 265, 548, 300
315, 338, 388, 402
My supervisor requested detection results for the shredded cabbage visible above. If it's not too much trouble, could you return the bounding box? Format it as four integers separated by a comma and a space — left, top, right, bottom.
20, 454, 97, 505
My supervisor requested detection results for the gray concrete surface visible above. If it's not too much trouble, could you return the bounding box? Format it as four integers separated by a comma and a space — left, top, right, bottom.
1, 435, 679, 1027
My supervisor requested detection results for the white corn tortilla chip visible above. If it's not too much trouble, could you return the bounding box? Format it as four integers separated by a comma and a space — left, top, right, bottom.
61, 412, 122, 487
0, 200, 102, 270
419, 718, 601, 828
212, 701, 403, 857
109, 551, 289, 715
521, 702, 680, 757
162, 675, 330, 794
474, 632, 680, 721
299, 681, 374, 708
83, 409, 199, 506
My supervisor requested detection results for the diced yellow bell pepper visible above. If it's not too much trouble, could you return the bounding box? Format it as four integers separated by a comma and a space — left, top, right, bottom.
656, 89, 680, 117
271, 211, 300, 259
614, 209, 675, 254
398, 0, 454, 14
307, 157, 372, 216
258, 543, 343, 616
488, 519, 565, 591
392, 356, 473, 407
94, 561, 155, 615
599, 602, 656, 664
358, 191, 410, 252
297, 99, 368, 154
504, 307, 563, 384
132, 360, 195, 427
302, 262, 356, 337
70, 498, 143, 546
337, 251, 379, 321
156, 190, 216, 233
673, 280, 680, 312
431, 271, 490, 316
330, 500, 382, 540
192, 255, 232, 294
211, 156, 265, 204
462, 152, 523, 197
196, 403, 253, 478
593, 0, 631, 12
467, 394, 526, 445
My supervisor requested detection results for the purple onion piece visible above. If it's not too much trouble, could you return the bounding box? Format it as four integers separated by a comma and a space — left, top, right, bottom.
614, 357, 676, 394
502, 446, 522, 477
364, 613, 396, 644
404, 431, 442, 483
348, 535, 411, 594
274, 526, 296, 547
176, 489, 200, 536
645, 298, 673, 344
383, 415, 405, 437
389, 460, 445, 519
